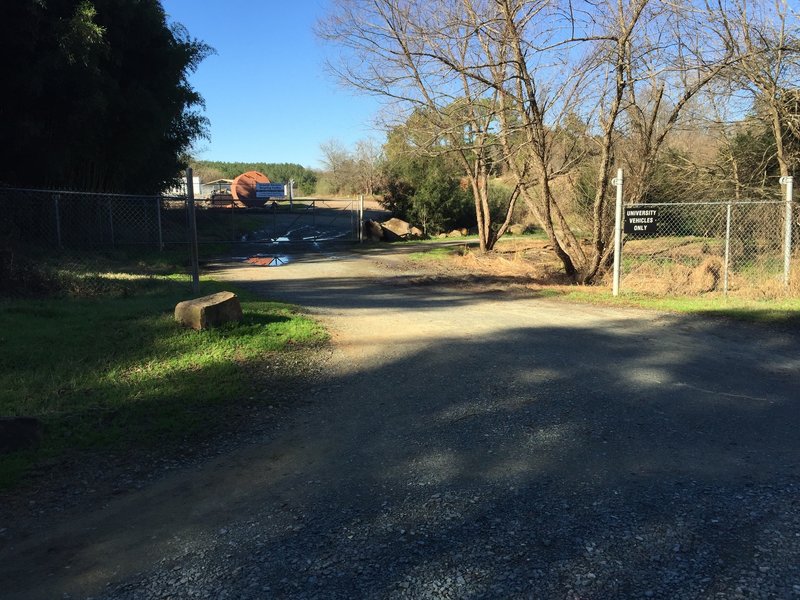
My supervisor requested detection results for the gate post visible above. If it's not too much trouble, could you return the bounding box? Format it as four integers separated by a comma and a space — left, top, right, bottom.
612, 169, 624, 296
186, 168, 200, 293
723, 200, 733, 296
359, 195, 364, 243
781, 176, 794, 287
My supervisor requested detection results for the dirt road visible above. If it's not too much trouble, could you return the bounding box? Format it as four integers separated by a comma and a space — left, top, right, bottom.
3, 244, 800, 599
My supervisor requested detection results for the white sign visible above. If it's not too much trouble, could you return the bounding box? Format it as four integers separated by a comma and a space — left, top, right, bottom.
256, 182, 286, 198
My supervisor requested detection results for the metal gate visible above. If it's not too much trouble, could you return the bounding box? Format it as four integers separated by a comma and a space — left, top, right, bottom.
193, 199, 362, 245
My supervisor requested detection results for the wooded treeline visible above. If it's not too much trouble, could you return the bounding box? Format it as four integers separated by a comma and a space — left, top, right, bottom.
319, 0, 800, 282
190, 161, 318, 196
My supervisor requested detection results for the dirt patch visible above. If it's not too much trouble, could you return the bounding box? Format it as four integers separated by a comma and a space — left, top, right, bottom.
391, 240, 573, 292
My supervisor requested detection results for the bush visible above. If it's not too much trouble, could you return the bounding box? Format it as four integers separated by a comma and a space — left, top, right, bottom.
382, 157, 475, 234
0, 235, 61, 297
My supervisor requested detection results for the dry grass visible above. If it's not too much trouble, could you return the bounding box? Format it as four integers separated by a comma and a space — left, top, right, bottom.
621, 236, 799, 300
398, 237, 799, 302
792, 258, 800, 290
689, 257, 723, 293
456, 244, 570, 285
625, 236, 722, 260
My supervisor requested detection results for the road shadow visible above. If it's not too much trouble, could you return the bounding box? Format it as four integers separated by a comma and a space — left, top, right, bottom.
4, 259, 800, 599
196, 314, 799, 598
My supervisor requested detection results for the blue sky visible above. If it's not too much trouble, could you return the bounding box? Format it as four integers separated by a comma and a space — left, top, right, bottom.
160, 0, 383, 169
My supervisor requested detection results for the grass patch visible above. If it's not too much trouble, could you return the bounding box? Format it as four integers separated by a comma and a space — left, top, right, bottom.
0, 252, 326, 489
406, 246, 462, 261
551, 287, 800, 326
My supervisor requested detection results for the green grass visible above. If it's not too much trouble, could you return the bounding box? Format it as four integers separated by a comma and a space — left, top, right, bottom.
553, 288, 800, 326
406, 246, 461, 261
0, 253, 326, 489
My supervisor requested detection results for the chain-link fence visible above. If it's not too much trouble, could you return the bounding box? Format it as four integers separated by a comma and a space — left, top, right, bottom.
0, 187, 189, 248
0, 188, 364, 249
620, 198, 798, 297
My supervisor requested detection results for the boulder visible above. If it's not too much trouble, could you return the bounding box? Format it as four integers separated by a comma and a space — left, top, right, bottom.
0, 417, 42, 454
448, 229, 465, 237
381, 217, 413, 239
175, 291, 243, 330
363, 220, 384, 241
409, 226, 424, 238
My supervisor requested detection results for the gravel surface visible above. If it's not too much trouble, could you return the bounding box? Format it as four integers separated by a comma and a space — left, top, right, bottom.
96, 476, 800, 600
3, 244, 800, 599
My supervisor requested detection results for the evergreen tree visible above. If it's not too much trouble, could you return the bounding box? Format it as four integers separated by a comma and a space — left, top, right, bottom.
0, 0, 211, 193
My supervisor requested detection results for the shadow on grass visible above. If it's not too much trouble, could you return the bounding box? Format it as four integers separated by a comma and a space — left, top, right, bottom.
694, 307, 800, 329
0, 270, 323, 489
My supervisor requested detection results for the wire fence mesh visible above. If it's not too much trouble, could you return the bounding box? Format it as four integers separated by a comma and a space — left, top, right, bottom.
3, 185, 796, 298
0, 188, 363, 250
620, 199, 798, 297
0, 187, 188, 249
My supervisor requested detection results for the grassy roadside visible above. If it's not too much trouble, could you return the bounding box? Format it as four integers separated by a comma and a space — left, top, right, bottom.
0, 249, 326, 489
405, 246, 461, 261
390, 238, 800, 326
552, 288, 800, 326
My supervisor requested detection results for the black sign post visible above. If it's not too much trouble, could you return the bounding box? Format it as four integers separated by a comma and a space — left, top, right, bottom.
624, 206, 659, 234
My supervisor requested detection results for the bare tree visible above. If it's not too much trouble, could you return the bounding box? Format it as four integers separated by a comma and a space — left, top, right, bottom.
319, 0, 520, 251
612, 2, 734, 206
353, 139, 385, 197
319, 139, 356, 194
320, 0, 739, 281
712, 0, 800, 178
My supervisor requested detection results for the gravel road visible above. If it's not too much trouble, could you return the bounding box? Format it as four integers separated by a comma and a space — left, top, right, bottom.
3, 244, 800, 599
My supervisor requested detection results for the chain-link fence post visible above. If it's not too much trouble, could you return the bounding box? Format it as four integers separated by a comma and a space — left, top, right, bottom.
186, 168, 200, 293
53, 194, 63, 249
230, 200, 235, 242
781, 176, 794, 287
723, 200, 732, 296
108, 198, 116, 247
156, 197, 164, 250
272, 200, 277, 239
359, 195, 365, 243
611, 169, 624, 296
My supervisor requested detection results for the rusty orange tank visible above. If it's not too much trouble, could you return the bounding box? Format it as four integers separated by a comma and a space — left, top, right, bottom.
231, 171, 270, 207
